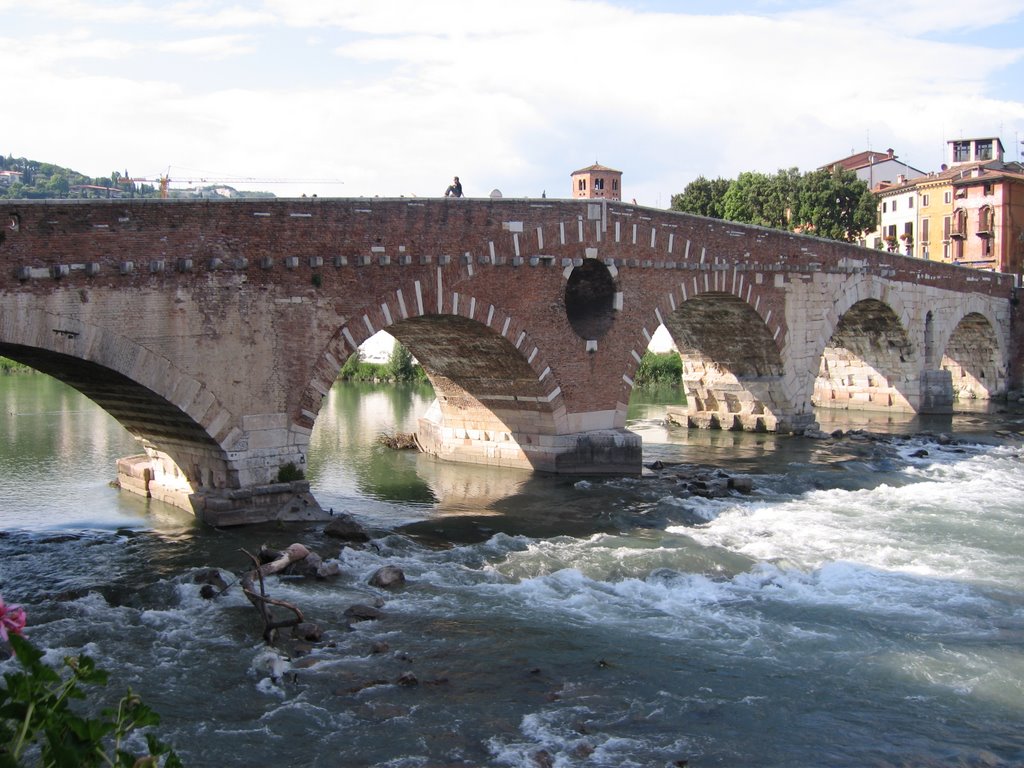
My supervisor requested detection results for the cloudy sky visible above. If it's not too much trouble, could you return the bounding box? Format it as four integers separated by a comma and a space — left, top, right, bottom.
3, 0, 1023, 205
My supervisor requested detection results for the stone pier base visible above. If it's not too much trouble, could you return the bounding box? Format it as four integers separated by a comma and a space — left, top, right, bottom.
919, 369, 954, 414
416, 413, 642, 475
116, 454, 329, 527
665, 405, 816, 434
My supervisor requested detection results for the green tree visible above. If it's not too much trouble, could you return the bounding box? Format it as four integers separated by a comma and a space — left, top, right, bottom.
670, 176, 732, 219
672, 165, 877, 244
384, 342, 416, 382
634, 351, 683, 388
794, 167, 876, 242
722, 170, 794, 229
338, 348, 363, 379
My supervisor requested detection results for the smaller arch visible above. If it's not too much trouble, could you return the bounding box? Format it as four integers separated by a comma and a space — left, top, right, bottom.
814, 298, 918, 412
649, 291, 792, 432
939, 311, 1005, 400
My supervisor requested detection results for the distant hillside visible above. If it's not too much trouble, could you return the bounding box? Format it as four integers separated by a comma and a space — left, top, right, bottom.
0, 155, 275, 200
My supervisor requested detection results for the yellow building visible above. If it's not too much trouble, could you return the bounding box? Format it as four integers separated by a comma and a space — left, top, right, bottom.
870, 137, 1024, 277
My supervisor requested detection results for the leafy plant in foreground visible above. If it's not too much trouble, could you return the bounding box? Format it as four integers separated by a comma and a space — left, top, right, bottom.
0, 597, 181, 767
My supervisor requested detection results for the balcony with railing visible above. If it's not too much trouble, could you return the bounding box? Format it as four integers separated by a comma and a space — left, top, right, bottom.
950, 210, 968, 239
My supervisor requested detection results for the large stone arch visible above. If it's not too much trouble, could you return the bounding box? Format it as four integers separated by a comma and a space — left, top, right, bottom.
301, 280, 611, 473
813, 292, 918, 412
937, 308, 1008, 400
647, 290, 791, 431
0, 306, 244, 512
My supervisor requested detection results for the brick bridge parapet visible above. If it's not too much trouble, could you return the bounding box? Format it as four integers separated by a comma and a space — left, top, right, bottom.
0, 198, 1015, 524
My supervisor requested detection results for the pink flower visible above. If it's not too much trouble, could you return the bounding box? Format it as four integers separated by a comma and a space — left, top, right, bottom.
0, 596, 27, 642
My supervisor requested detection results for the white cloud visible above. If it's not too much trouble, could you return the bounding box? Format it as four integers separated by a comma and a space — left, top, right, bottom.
2, 0, 1022, 203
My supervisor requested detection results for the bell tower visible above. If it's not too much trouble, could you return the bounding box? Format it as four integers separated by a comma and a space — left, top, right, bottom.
571, 163, 622, 201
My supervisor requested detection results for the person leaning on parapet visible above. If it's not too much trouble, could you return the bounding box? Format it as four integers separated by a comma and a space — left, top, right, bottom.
445, 176, 463, 198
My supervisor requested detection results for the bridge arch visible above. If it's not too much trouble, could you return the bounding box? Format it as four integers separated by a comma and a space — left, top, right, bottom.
0, 307, 251, 510
638, 290, 790, 431
813, 283, 918, 412
305, 282, 584, 472
935, 305, 1008, 400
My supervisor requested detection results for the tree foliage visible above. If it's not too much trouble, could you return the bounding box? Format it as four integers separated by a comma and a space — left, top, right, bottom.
634, 351, 683, 388
670, 176, 731, 219
672, 166, 876, 243
0, 154, 273, 200
792, 167, 877, 241
384, 342, 418, 382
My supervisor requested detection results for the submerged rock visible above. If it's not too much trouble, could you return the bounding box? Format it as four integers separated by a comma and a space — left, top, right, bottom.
369, 565, 406, 589
324, 514, 370, 542
345, 604, 382, 622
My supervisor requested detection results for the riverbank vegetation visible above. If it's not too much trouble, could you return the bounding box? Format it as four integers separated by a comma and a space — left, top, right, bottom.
0, 357, 36, 374
634, 351, 683, 388
338, 343, 428, 384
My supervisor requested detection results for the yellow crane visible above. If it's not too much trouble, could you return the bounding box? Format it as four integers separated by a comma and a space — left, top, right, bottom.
118, 168, 344, 198
118, 172, 170, 198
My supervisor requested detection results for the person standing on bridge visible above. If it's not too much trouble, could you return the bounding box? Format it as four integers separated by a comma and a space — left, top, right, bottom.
445, 176, 463, 198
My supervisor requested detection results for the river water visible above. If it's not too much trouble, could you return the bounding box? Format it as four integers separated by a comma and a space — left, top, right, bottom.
1, 374, 1022, 767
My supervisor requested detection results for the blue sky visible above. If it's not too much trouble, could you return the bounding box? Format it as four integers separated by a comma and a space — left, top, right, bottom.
3, 0, 1023, 204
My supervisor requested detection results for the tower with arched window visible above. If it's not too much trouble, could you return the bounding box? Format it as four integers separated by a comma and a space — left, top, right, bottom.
571, 163, 622, 201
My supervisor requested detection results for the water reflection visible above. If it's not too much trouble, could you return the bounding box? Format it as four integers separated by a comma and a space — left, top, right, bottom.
307, 381, 438, 507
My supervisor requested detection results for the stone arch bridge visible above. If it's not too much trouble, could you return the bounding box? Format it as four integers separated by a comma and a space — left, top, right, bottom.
1, 198, 1017, 525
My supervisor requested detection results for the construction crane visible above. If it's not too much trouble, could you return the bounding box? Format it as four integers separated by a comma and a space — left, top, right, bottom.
117, 168, 343, 198
117, 171, 170, 198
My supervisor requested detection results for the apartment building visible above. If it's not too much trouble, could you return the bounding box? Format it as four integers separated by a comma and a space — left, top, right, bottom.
864, 137, 1024, 277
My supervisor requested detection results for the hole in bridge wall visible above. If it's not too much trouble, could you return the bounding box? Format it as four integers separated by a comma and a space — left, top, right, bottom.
565, 260, 616, 340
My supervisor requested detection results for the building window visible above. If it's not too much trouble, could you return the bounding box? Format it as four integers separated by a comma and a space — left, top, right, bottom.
953, 141, 971, 163
976, 140, 993, 161
921, 218, 929, 243
978, 205, 993, 233
908, 197, 914, 209
892, 199, 897, 211
944, 191, 952, 204
983, 182, 993, 196
922, 193, 930, 207
943, 241, 950, 260
882, 201, 888, 213
578, 179, 586, 191
952, 209, 967, 238
612, 179, 618, 191
594, 178, 604, 191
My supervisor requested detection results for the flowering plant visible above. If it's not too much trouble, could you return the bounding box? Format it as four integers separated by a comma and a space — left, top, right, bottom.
0, 596, 181, 767
0, 598, 26, 643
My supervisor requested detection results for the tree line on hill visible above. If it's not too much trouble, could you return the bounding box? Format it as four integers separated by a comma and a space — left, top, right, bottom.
670, 166, 877, 243
0, 155, 272, 199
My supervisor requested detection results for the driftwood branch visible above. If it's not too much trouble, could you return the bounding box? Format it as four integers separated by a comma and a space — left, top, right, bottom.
240, 545, 307, 644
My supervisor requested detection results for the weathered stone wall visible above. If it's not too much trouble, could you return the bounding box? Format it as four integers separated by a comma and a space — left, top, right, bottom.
0, 198, 1015, 521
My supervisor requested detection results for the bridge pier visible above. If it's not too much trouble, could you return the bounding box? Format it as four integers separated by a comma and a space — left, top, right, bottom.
416, 403, 642, 474
116, 446, 329, 527
919, 369, 954, 414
